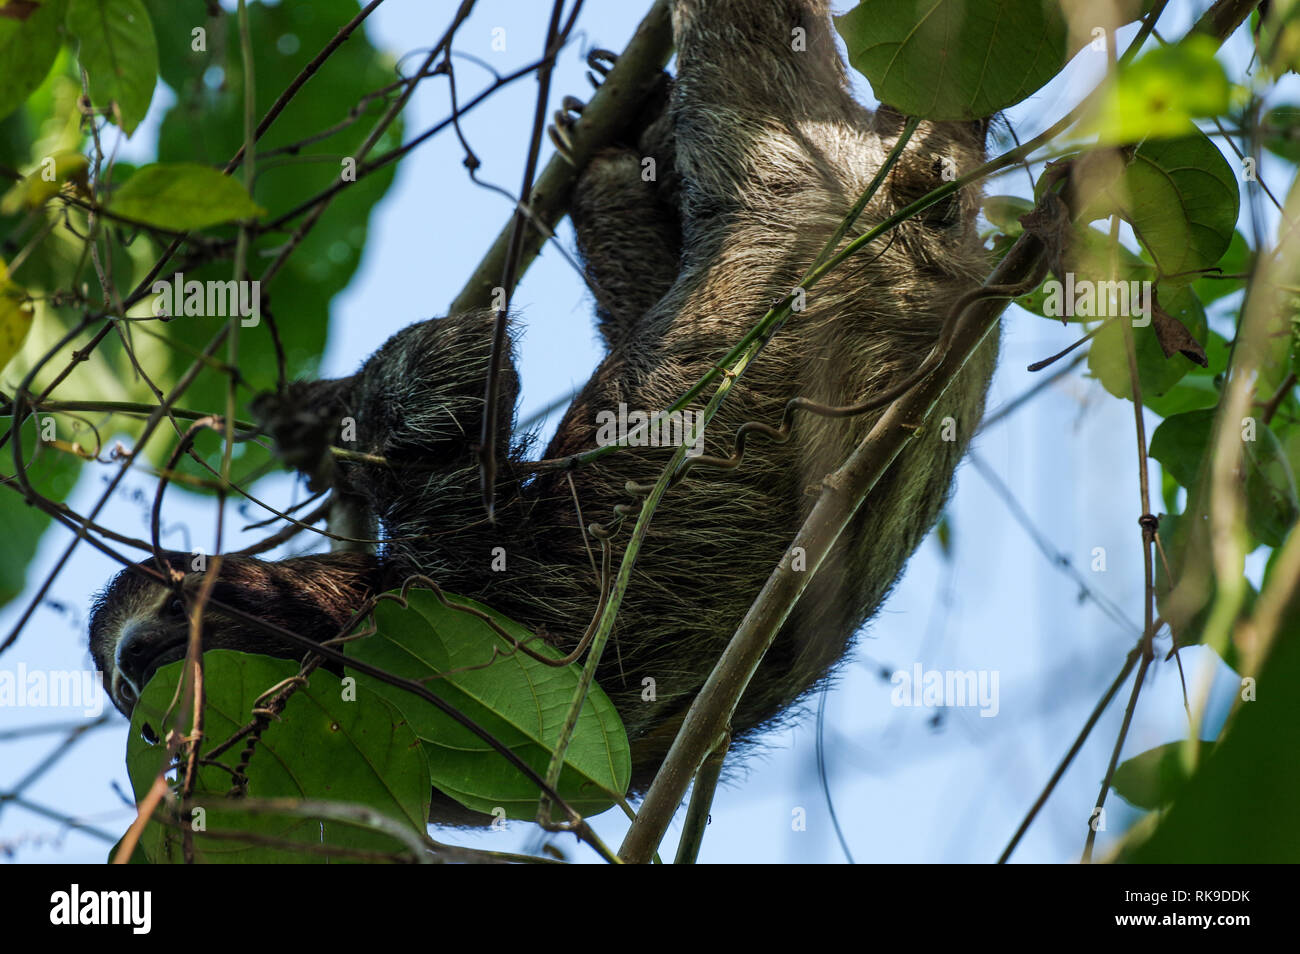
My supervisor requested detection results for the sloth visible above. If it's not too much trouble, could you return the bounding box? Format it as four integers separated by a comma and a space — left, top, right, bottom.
90, 0, 993, 816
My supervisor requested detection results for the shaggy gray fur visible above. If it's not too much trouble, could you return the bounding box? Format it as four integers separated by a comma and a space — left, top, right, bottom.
92, 0, 996, 810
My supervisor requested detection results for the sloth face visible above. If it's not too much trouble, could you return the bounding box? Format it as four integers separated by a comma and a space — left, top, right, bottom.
88, 552, 383, 717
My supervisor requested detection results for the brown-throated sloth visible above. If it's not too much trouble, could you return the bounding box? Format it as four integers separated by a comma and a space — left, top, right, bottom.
90, 0, 993, 818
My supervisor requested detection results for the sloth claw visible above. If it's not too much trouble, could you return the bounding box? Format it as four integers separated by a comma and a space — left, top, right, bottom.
548, 120, 576, 164
586, 48, 617, 88
550, 52, 617, 163
548, 95, 590, 163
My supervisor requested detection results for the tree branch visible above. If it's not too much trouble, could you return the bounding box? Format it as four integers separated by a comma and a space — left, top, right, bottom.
448, 0, 673, 314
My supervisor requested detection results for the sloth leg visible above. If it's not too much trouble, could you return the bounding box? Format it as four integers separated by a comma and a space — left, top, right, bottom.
667, 0, 852, 231
571, 148, 681, 352
567, 65, 681, 352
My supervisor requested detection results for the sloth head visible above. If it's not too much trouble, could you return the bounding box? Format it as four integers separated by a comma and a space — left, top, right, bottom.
89, 551, 383, 717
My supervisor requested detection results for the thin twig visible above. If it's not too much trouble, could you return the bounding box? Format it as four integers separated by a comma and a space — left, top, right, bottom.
479, 0, 581, 520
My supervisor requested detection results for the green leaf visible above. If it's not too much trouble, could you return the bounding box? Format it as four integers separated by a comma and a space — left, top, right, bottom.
1088, 284, 1207, 403
1285, 426, 1300, 497
0, 0, 68, 123
348, 589, 631, 819
1113, 740, 1216, 810
0, 269, 34, 370
1262, 104, 1300, 163
1143, 328, 1229, 418
1151, 510, 1253, 669
126, 651, 431, 863
1258, 0, 1300, 78
1075, 36, 1232, 144
1142, 371, 1219, 418
0, 151, 89, 214
0, 416, 82, 605
1014, 225, 1151, 321
1078, 132, 1239, 284
834, 0, 1072, 120
66, 0, 157, 135
1243, 424, 1300, 546
1149, 409, 1299, 547
1191, 230, 1250, 305
1116, 611, 1300, 861
143, 0, 401, 406
107, 162, 264, 229
107, 834, 149, 864
981, 194, 1034, 237
1149, 408, 1216, 490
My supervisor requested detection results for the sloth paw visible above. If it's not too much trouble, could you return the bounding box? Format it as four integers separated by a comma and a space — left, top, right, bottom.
250, 385, 345, 493
547, 50, 619, 163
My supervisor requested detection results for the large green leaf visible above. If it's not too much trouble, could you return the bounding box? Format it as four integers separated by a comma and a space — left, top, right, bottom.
1150, 408, 1299, 547
1075, 36, 1231, 144
1115, 612, 1300, 861
66, 0, 158, 135
126, 651, 431, 863
1113, 740, 1217, 810
1088, 284, 1207, 402
143, 0, 402, 455
835, 0, 1071, 120
1148, 408, 1216, 490
348, 589, 631, 820
1191, 230, 1250, 305
835, 1, 1153, 121
1077, 132, 1239, 283
0, 0, 68, 123
108, 162, 264, 229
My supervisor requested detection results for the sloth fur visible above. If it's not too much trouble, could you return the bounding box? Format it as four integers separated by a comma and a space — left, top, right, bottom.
90, 0, 994, 814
